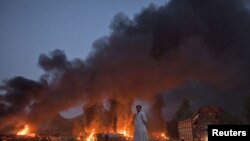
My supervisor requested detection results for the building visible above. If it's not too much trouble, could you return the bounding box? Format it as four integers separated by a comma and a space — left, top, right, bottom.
178, 119, 193, 141
178, 106, 223, 141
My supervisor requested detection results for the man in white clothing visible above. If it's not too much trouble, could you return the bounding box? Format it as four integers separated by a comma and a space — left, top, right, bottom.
133, 105, 149, 141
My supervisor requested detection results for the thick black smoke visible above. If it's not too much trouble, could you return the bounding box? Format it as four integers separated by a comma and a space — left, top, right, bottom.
0, 0, 250, 133
0, 76, 47, 130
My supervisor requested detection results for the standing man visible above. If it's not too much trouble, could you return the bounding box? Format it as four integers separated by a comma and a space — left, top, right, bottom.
134, 105, 149, 141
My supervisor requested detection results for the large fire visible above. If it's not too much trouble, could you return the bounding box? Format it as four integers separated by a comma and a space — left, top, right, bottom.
82, 110, 134, 141
80, 107, 169, 141
84, 123, 132, 141
86, 129, 95, 141
17, 124, 29, 136
16, 124, 36, 137
14, 106, 167, 141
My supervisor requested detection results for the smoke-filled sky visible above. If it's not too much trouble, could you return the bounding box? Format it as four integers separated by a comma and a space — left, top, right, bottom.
0, 0, 166, 82
1, 0, 250, 132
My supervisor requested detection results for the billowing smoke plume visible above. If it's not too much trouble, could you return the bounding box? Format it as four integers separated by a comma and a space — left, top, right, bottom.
1, 0, 250, 134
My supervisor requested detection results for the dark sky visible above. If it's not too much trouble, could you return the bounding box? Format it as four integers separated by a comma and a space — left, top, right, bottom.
0, 0, 166, 82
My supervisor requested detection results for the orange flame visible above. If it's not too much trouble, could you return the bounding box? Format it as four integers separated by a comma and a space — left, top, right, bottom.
161, 133, 167, 139
118, 130, 127, 136
86, 129, 95, 141
17, 124, 29, 136
16, 124, 36, 137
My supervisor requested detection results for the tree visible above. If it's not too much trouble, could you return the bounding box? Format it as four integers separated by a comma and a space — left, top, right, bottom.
166, 99, 193, 139
172, 99, 193, 121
